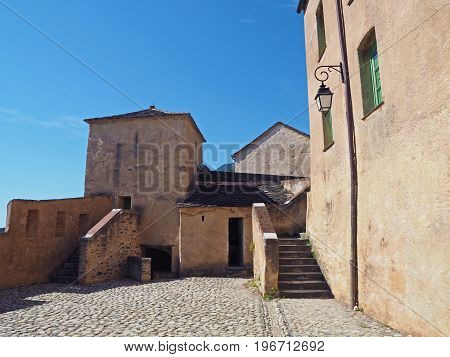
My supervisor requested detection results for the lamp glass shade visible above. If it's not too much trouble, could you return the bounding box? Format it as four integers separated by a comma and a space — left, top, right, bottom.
315, 85, 333, 114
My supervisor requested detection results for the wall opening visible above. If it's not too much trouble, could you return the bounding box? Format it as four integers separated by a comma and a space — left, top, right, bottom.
144, 247, 172, 278
358, 28, 382, 115
228, 218, 243, 267
118, 196, 132, 210
78, 213, 90, 236
25, 209, 39, 238
55, 211, 66, 237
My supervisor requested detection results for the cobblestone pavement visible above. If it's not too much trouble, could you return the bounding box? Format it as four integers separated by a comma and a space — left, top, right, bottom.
0, 277, 401, 337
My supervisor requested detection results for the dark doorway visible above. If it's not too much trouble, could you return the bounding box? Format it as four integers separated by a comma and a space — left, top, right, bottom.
144, 247, 171, 279
118, 196, 132, 210
228, 218, 243, 267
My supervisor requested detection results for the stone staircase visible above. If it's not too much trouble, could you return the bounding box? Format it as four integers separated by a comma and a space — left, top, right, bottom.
50, 248, 79, 284
278, 236, 333, 298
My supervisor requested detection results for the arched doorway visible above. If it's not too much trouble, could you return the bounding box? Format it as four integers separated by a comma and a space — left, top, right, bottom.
144, 247, 172, 279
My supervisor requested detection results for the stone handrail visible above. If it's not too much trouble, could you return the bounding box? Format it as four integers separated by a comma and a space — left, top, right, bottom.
82, 208, 122, 240
252, 203, 279, 296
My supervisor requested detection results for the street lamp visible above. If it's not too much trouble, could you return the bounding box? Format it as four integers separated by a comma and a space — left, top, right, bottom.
314, 64, 344, 115
315, 84, 333, 114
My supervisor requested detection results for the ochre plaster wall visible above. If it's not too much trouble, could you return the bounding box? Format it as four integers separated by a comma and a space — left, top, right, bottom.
178, 206, 253, 274
0, 196, 112, 289
267, 193, 308, 236
302, 0, 449, 336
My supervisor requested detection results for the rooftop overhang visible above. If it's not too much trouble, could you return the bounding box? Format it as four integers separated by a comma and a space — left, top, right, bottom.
297, 0, 308, 13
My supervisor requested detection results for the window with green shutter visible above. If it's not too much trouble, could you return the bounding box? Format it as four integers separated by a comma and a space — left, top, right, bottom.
322, 111, 334, 150
369, 41, 382, 106
358, 30, 383, 115
316, 1, 326, 60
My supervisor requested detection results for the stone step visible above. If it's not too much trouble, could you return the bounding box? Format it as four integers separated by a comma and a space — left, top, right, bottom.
279, 289, 333, 299
57, 269, 78, 277
279, 251, 312, 258
277, 238, 309, 246
278, 245, 311, 253
279, 257, 317, 265
280, 264, 321, 273
51, 276, 77, 284
279, 272, 325, 281
278, 280, 329, 290
63, 262, 79, 270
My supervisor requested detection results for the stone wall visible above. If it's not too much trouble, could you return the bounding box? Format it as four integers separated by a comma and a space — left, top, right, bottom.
84, 115, 204, 276
252, 203, 279, 295
267, 189, 308, 236
301, 0, 449, 336
234, 123, 310, 177
128, 256, 151, 283
178, 206, 253, 275
78, 209, 139, 285
0, 196, 112, 289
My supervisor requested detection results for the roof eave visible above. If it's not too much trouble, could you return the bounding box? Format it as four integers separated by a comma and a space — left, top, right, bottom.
297, 0, 308, 13
84, 112, 206, 142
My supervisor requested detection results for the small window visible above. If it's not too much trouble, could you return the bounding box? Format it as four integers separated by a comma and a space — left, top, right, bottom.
322, 111, 334, 150
118, 196, 132, 210
55, 211, 66, 237
359, 30, 383, 115
316, 1, 326, 60
25, 209, 39, 237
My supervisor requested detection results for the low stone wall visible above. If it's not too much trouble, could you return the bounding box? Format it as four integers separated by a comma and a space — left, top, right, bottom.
267, 188, 308, 236
0, 196, 112, 289
128, 256, 151, 282
78, 209, 139, 285
252, 203, 279, 296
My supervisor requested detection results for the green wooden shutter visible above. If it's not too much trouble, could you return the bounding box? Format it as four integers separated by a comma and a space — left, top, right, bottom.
322, 112, 334, 149
369, 41, 382, 106
316, 2, 326, 59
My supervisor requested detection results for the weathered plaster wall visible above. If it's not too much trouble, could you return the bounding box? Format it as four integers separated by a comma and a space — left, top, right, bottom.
178, 206, 253, 274
302, 0, 449, 336
79, 209, 139, 285
0, 196, 112, 289
84, 115, 204, 275
234, 124, 310, 177
252, 203, 279, 295
267, 192, 308, 236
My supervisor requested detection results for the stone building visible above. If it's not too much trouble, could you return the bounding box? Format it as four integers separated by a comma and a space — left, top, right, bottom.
1, 106, 320, 298
232, 122, 310, 177
297, 0, 449, 336
83, 105, 205, 277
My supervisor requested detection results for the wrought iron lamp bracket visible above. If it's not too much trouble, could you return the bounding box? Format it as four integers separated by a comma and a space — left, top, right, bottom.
314, 63, 344, 85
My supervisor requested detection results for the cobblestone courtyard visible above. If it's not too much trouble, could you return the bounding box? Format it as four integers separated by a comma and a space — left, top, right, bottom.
0, 277, 401, 337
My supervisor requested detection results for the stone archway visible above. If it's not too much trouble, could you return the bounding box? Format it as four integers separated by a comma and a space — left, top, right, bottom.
144, 247, 172, 279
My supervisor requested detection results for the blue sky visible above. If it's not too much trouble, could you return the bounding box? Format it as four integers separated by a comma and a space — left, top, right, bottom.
0, 0, 309, 225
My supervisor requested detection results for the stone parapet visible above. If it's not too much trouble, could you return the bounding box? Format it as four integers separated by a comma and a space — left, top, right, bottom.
252, 203, 279, 296
128, 256, 151, 283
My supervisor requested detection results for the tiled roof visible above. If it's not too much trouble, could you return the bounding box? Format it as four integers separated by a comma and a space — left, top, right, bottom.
84, 106, 206, 142
178, 182, 292, 208
84, 106, 188, 121
197, 170, 303, 184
